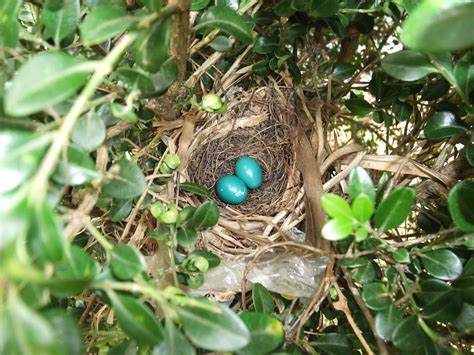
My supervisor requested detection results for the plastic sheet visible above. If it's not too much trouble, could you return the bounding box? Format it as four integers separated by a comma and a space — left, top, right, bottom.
195, 252, 328, 298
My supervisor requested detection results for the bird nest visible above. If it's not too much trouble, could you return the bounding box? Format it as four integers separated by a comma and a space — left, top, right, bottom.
183, 87, 306, 257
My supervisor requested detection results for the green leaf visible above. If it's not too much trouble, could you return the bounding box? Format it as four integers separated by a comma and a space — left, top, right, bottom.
401, 0, 474, 53
348, 167, 376, 203
141, 0, 161, 12
374, 188, 415, 232
110, 198, 133, 222
352, 193, 374, 223
252, 283, 275, 314
152, 318, 195, 355
416, 279, 452, 305
187, 250, 220, 268
174, 297, 250, 351
309, 0, 339, 18
392, 248, 410, 263
454, 303, 474, 331
191, 0, 210, 11
43, 0, 80, 46
110, 244, 146, 280
392, 100, 412, 122
424, 111, 468, 140
423, 290, 463, 322
28, 200, 66, 263
110, 103, 139, 123
361, 282, 392, 311
238, 311, 284, 355
454, 53, 474, 99
71, 109, 106, 152
291, 0, 309, 11
53, 145, 99, 186
254, 36, 278, 54
0, 130, 49, 193
344, 98, 373, 116
381, 50, 437, 81
188, 201, 219, 229
177, 227, 199, 248
102, 159, 147, 199
134, 17, 172, 73
448, 181, 474, 232
178, 182, 211, 197
0, 0, 22, 48
195, 6, 253, 44
311, 333, 352, 354
50, 245, 99, 297
375, 305, 403, 341
2, 293, 63, 354
80, 6, 135, 45
4, 52, 93, 116
331, 63, 356, 82
147, 58, 179, 97
108, 291, 164, 346
321, 217, 355, 241
349, 259, 377, 284
43, 309, 83, 355
209, 35, 232, 52
421, 79, 450, 101
392, 316, 424, 351
274, 0, 296, 17
420, 249, 463, 280
321, 194, 354, 220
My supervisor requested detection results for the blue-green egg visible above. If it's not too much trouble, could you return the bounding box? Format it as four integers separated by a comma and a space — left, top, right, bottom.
216, 175, 248, 204
235, 156, 263, 189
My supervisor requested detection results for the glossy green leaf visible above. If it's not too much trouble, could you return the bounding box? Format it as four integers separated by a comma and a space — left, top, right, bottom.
110, 198, 133, 222
423, 290, 463, 322
348, 167, 376, 203
50, 245, 99, 297
2, 293, 62, 354
174, 297, 250, 351
361, 282, 392, 311
291, 0, 308, 11
344, 98, 373, 116
178, 182, 210, 197
0, 0, 22, 48
375, 305, 403, 341
321, 194, 354, 220
454, 303, 474, 331
454, 53, 474, 99
152, 318, 195, 355
177, 227, 199, 248
4, 52, 93, 116
108, 291, 164, 346
102, 159, 147, 199
252, 283, 275, 314
311, 333, 352, 354
448, 181, 474, 232
352, 193, 374, 223
134, 17, 172, 73
80, 6, 135, 45
43, 309, 83, 355
188, 201, 219, 229
453, 275, 474, 304
309, 0, 339, 18
209, 35, 232, 51
43, 0, 80, 46
424, 111, 468, 140
53, 145, 99, 186
187, 250, 220, 268
392, 316, 424, 351
195, 6, 253, 44
28, 200, 66, 263
331, 63, 356, 82
71, 109, 106, 152
110, 244, 146, 280
254, 36, 278, 54
392, 248, 410, 263
381, 50, 437, 81
141, 0, 161, 12
374, 188, 415, 232
420, 249, 462, 280
238, 311, 284, 355
349, 259, 377, 283
274, 0, 296, 17
0, 131, 49, 193
322, 217, 355, 241
117, 66, 155, 93
392, 100, 412, 122
401, 0, 474, 52
252, 60, 271, 76
191, 0, 210, 11
416, 279, 452, 305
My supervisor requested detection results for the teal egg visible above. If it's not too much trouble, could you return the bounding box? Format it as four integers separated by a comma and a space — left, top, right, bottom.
216, 175, 248, 204
235, 156, 263, 189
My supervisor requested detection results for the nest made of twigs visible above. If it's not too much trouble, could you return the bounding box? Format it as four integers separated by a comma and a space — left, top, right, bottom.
183, 86, 305, 256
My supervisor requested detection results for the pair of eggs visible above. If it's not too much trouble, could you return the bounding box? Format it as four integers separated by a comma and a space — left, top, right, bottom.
216, 156, 263, 205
